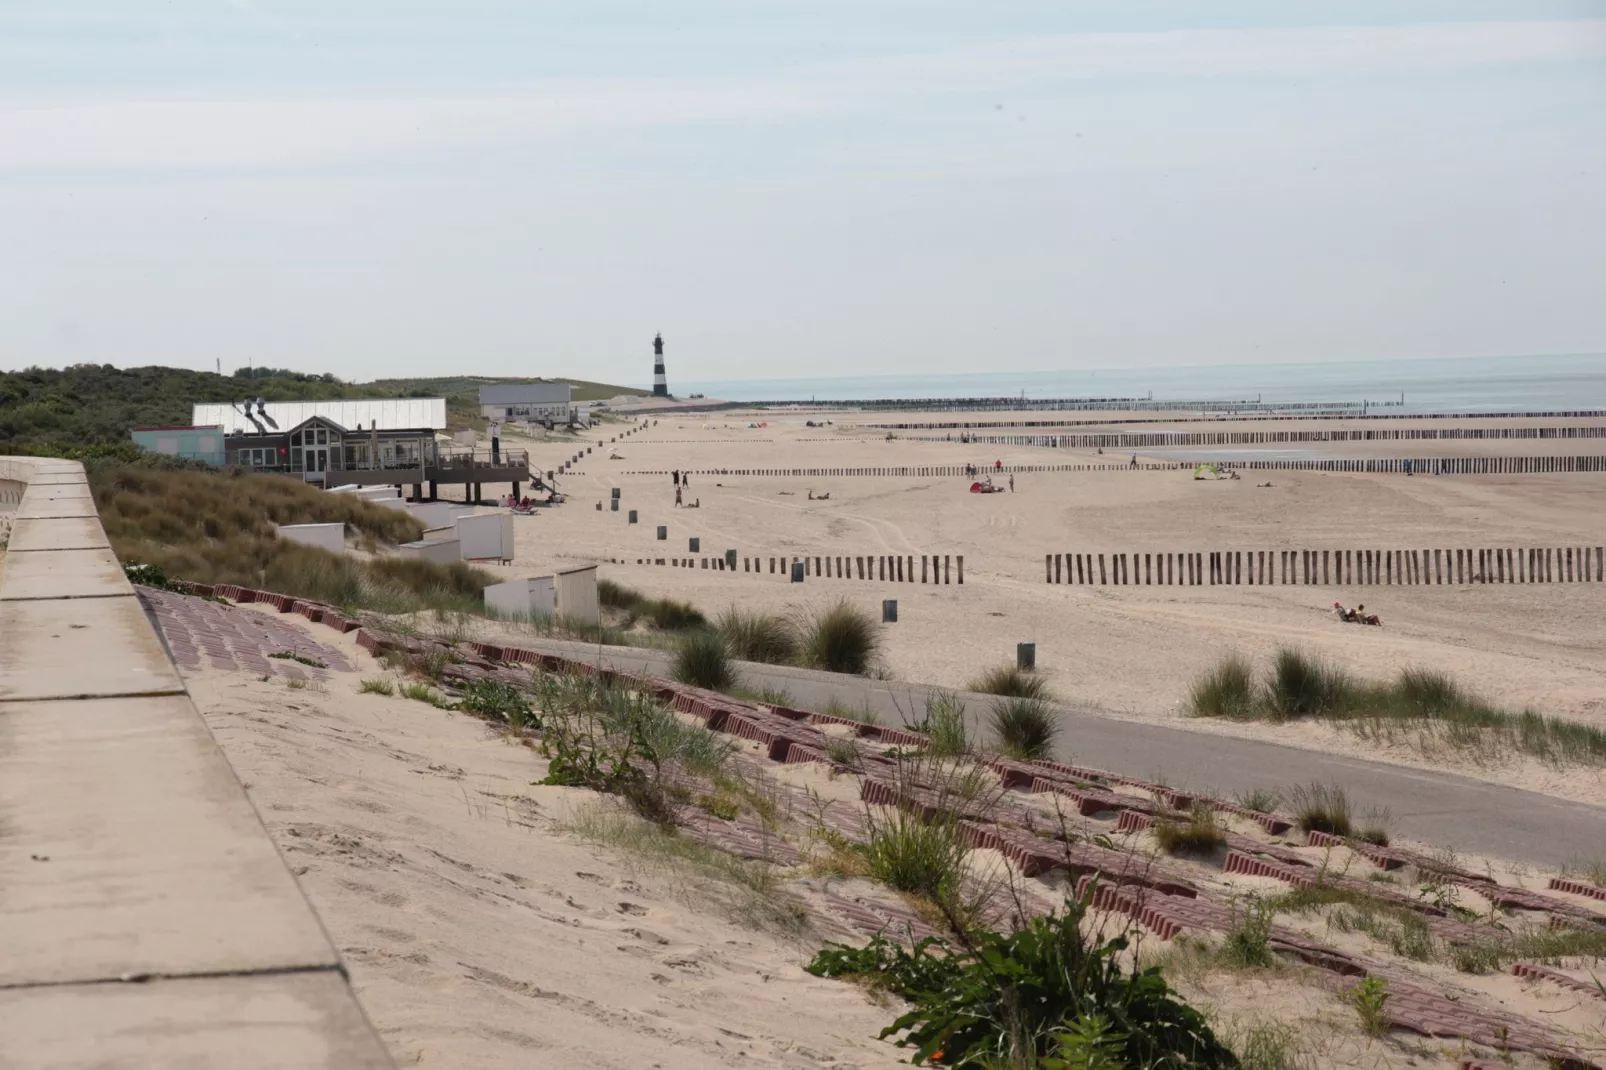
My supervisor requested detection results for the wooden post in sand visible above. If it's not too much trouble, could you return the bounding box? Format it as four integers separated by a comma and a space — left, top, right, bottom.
925, 555, 931, 584
957, 555, 964, 584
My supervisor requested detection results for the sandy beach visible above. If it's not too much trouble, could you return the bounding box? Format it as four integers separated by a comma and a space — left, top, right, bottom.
458, 408, 1606, 803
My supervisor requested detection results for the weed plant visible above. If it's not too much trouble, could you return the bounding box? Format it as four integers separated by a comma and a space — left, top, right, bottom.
807, 891, 1235, 1068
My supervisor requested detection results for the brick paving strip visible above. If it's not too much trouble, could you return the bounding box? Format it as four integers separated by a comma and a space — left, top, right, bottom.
153, 581, 1606, 1069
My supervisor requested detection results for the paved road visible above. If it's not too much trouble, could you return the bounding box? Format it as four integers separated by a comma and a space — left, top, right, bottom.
519, 637, 1606, 870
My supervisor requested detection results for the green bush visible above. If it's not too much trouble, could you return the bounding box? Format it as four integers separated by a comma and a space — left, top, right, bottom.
968, 663, 1052, 700
807, 892, 1235, 1068
716, 606, 799, 664
801, 599, 881, 675
990, 696, 1058, 760
672, 631, 734, 691
454, 679, 538, 732
1189, 656, 1257, 720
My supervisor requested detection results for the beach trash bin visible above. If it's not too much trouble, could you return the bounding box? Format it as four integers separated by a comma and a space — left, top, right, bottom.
1017, 642, 1036, 671
725, 549, 738, 569
611, 498, 619, 512
791, 561, 805, 583
611, 487, 620, 499
628, 510, 638, 524
657, 525, 667, 540
689, 537, 701, 553
882, 599, 898, 623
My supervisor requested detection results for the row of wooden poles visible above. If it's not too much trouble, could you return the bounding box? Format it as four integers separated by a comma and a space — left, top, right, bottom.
911, 426, 1606, 448
1045, 547, 1606, 586
870, 408, 1606, 430
626, 455, 1606, 478
633, 553, 964, 584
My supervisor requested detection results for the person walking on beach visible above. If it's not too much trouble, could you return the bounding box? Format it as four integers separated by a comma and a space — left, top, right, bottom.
489, 420, 502, 465
675, 486, 683, 507
672, 469, 680, 486
1009, 474, 1015, 492
1130, 453, 1138, 468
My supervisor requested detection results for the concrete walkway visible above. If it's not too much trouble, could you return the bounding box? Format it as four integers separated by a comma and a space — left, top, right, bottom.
516, 636, 1606, 870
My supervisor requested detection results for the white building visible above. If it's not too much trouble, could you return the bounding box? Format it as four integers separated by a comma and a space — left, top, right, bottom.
478, 383, 574, 424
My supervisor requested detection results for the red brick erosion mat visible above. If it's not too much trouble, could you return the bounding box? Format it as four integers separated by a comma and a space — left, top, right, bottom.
151, 580, 1606, 1068
137, 587, 354, 679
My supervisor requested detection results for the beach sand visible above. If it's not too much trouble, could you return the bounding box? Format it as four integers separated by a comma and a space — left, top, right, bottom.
184, 607, 1603, 1069
469, 409, 1606, 803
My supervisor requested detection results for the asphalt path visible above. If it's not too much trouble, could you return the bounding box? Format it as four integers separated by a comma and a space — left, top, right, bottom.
519, 637, 1606, 870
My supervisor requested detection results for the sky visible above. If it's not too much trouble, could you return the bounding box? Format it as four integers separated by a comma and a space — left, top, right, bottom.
1, 2, 1603, 390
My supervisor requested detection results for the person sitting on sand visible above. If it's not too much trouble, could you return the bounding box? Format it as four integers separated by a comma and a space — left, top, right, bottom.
1333, 602, 1349, 621
1356, 604, 1380, 626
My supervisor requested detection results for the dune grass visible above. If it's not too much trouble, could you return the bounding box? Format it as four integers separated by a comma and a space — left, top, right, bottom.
672, 631, 735, 691
967, 663, 1052, 701
1188, 649, 1606, 767
716, 606, 799, 664
988, 696, 1058, 760
801, 599, 881, 675
1189, 656, 1257, 721
598, 578, 707, 631
92, 463, 499, 614
1285, 782, 1353, 838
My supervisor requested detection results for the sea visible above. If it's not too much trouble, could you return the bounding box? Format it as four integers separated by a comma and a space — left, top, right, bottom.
674, 353, 1606, 413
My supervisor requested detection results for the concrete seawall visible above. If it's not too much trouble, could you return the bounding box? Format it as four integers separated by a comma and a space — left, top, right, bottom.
0, 456, 392, 1067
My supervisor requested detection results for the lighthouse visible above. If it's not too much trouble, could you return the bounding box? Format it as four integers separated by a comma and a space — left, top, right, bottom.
652, 333, 669, 398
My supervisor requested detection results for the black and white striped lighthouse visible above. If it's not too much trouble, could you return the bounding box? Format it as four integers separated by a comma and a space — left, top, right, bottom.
652, 333, 669, 397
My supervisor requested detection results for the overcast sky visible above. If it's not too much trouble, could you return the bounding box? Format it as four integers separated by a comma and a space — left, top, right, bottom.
2, 2, 1603, 389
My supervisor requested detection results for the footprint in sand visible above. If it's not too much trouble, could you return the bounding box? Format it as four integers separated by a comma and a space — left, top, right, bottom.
616, 901, 648, 916
622, 927, 669, 945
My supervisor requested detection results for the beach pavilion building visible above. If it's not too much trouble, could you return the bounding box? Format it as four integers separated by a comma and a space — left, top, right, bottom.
179, 398, 534, 502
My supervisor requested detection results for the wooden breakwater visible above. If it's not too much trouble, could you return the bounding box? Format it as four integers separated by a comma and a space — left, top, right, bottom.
907, 426, 1606, 448
869, 409, 1606, 430
626, 455, 1606, 478
624, 553, 963, 584
1044, 547, 1605, 586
